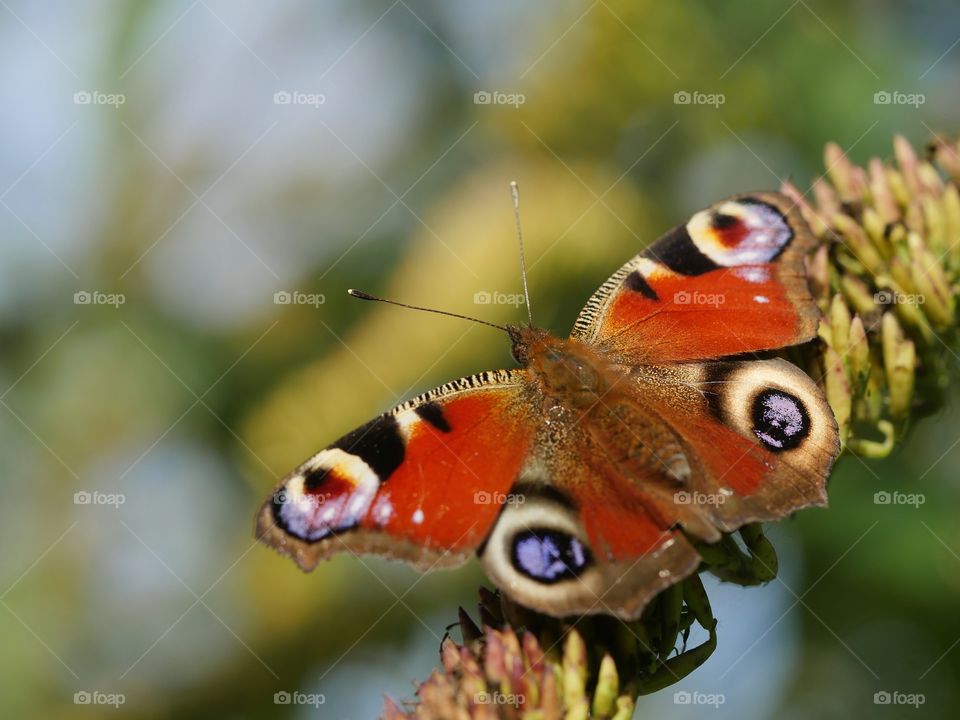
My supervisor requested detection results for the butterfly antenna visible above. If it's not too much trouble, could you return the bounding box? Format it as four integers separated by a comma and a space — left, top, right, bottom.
510, 181, 535, 327
347, 289, 509, 333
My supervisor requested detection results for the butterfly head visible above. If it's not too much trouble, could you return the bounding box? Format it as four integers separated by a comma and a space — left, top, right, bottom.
507, 323, 549, 365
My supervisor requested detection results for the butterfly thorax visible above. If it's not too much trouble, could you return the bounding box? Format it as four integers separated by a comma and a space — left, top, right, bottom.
509, 325, 617, 410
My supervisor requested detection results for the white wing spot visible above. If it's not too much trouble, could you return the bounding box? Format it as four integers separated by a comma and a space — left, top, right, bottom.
735, 266, 770, 283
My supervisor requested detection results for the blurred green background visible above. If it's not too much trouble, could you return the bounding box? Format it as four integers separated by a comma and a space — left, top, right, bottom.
2, 1, 960, 718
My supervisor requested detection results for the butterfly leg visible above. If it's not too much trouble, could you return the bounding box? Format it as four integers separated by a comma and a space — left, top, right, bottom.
636, 574, 717, 694
652, 582, 683, 656
695, 523, 778, 586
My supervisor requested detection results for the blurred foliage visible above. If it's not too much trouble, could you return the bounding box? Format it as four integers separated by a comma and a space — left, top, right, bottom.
2, 1, 960, 719
243, 159, 650, 480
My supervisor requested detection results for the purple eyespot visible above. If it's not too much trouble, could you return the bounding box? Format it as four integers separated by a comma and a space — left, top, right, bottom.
511, 528, 591, 584
752, 389, 809, 451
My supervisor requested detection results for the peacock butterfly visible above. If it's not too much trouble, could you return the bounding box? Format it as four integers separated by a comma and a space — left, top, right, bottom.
256, 190, 839, 620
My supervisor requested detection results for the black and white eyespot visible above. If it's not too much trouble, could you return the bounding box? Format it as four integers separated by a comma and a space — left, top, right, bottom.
704, 358, 832, 456
479, 484, 604, 602
751, 388, 809, 451
478, 480, 706, 619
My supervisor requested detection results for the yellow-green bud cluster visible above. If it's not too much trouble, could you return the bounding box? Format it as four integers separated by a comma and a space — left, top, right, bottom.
783, 135, 958, 457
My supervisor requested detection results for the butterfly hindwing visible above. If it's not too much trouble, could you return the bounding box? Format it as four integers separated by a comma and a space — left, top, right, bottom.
256, 370, 537, 572
571, 192, 821, 364
477, 460, 701, 620
629, 357, 839, 534
476, 355, 838, 620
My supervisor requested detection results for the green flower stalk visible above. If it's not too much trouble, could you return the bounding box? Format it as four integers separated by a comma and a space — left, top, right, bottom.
382, 134, 960, 718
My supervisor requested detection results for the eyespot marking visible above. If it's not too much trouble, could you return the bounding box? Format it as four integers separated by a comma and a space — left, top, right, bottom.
710, 213, 749, 248
688, 198, 794, 266
302, 466, 345, 494
752, 388, 809, 451
511, 528, 592, 584
272, 447, 381, 543
272, 467, 362, 543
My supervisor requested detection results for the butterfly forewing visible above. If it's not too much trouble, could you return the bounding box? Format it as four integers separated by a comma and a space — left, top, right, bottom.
256, 370, 536, 571
571, 192, 821, 363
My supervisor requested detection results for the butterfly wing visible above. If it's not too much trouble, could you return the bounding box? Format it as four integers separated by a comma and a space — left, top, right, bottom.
566, 191, 839, 528
631, 357, 839, 533
257, 363, 703, 620
474, 356, 838, 621
256, 370, 538, 572
571, 192, 820, 364
478, 472, 702, 620
492, 192, 838, 618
